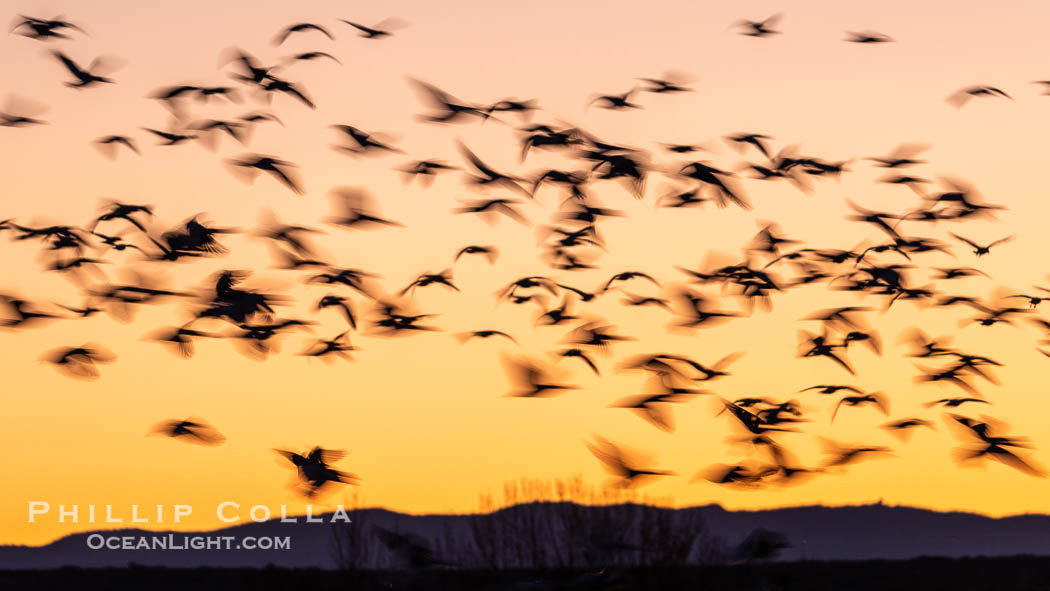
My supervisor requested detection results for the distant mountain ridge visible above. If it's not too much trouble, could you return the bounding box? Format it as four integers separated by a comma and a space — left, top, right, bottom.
2, 503, 1049, 569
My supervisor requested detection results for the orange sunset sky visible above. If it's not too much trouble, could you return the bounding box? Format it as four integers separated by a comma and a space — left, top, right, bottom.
4, 0, 1050, 546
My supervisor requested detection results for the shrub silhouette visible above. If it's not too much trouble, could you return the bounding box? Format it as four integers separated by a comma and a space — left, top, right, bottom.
331, 476, 725, 570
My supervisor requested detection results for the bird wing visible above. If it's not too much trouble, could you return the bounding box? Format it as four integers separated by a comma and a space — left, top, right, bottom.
52, 51, 84, 76
988, 235, 1014, 248
457, 141, 496, 177
342, 20, 375, 35
266, 163, 304, 194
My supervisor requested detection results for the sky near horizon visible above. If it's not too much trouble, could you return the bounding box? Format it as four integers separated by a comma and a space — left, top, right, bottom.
4, 0, 1050, 546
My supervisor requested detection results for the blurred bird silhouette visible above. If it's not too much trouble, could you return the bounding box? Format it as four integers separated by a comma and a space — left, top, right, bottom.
882, 418, 935, 441
0, 94, 49, 127
398, 159, 459, 186
274, 446, 359, 496
342, 17, 408, 39
831, 392, 890, 422
950, 233, 1013, 256
820, 438, 891, 468
454, 198, 530, 226
51, 50, 120, 88
454, 245, 499, 264
1, 294, 58, 328
455, 330, 517, 345
300, 331, 357, 362
734, 14, 782, 37
612, 380, 700, 432
503, 355, 578, 397
586, 435, 674, 487
94, 135, 139, 157
151, 417, 225, 445
947, 85, 1012, 108
457, 141, 529, 196
588, 88, 641, 110
845, 31, 894, 43
332, 124, 402, 155
946, 414, 1045, 476
147, 325, 216, 358
409, 79, 490, 123
42, 344, 116, 380
272, 22, 333, 45
326, 187, 402, 229
12, 15, 86, 40
732, 529, 790, 563
226, 154, 304, 194
374, 526, 453, 569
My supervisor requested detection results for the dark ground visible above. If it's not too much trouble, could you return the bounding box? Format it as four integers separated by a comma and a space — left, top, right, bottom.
3, 557, 1050, 590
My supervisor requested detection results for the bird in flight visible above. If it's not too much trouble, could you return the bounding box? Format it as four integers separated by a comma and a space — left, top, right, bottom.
454, 245, 499, 264
502, 355, 578, 397
341, 17, 408, 39
947, 85, 1012, 108
326, 186, 403, 229
94, 135, 139, 158
0, 95, 48, 127
408, 79, 490, 123
455, 330, 518, 345
831, 392, 890, 422
51, 51, 120, 88
588, 88, 642, 110
272, 22, 333, 45
947, 415, 1045, 476
949, 233, 1013, 256
845, 31, 894, 43
41, 344, 116, 380
150, 418, 226, 445
734, 14, 782, 37
586, 435, 675, 487
12, 15, 86, 40
274, 446, 359, 496
227, 154, 305, 195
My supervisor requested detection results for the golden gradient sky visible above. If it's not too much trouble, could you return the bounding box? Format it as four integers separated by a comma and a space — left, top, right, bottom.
4, 0, 1050, 546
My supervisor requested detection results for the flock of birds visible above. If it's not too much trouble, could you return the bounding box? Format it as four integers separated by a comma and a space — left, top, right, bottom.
5, 11, 1050, 501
